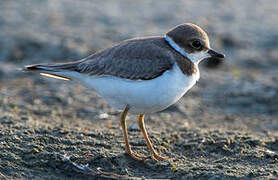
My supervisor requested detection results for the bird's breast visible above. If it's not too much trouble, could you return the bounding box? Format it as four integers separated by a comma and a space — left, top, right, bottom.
80, 63, 199, 114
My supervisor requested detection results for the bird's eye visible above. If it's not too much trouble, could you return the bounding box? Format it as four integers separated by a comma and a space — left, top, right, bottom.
191, 40, 202, 49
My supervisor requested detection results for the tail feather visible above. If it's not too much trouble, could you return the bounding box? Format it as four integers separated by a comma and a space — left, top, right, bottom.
22, 61, 81, 81
39, 72, 71, 81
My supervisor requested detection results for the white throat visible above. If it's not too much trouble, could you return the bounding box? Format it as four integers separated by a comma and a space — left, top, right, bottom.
165, 36, 210, 65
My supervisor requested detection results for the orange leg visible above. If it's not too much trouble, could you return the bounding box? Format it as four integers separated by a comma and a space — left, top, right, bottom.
138, 114, 169, 161
120, 106, 146, 161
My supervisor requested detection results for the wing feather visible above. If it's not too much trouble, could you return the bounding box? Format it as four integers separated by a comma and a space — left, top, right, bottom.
76, 37, 174, 80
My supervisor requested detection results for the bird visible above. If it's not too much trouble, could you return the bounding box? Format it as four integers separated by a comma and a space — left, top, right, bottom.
23, 23, 225, 161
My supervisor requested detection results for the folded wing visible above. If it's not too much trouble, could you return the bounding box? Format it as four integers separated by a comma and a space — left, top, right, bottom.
77, 37, 174, 80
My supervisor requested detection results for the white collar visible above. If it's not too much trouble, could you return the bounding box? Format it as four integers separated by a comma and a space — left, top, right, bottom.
165, 35, 188, 58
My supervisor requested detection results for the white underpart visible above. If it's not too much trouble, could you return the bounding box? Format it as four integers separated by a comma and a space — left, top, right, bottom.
60, 63, 199, 114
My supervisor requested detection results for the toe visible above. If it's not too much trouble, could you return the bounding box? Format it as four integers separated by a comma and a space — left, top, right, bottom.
125, 150, 146, 161
152, 153, 169, 161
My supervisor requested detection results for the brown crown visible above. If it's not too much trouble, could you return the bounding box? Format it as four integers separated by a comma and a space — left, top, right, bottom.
166, 23, 210, 53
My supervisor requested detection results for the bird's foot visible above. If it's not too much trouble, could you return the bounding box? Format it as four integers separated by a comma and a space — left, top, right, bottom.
125, 149, 147, 161
151, 151, 169, 161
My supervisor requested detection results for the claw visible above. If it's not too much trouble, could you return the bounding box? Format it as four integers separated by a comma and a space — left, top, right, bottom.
151, 152, 169, 161
125, 149, 147, 161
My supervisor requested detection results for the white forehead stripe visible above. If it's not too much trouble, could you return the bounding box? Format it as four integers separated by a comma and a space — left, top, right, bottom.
165, 36, 188, 57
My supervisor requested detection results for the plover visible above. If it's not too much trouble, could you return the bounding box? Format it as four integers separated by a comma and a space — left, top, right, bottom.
23, 23, 225, 161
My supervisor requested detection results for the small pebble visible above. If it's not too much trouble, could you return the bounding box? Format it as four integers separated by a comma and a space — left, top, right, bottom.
129, 124, 139, 131
99, 113, 109, 119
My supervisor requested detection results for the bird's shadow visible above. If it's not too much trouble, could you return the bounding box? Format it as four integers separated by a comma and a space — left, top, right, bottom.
56, 152, 175, 179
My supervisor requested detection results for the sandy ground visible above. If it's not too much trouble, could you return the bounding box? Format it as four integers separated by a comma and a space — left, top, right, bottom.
0, 0, 278, 179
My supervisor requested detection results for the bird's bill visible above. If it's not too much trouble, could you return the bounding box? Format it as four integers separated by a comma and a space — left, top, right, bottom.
208, 49, 225, 58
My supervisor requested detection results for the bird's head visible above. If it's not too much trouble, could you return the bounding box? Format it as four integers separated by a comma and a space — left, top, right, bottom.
166, 23, 225, 64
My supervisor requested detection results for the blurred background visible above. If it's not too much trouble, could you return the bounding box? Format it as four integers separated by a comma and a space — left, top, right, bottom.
0, 0, 278, 179
1, 0, 277, 64
1, 0, 277, 120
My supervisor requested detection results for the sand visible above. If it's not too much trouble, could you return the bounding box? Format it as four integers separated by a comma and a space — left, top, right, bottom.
0, 0, 277, 179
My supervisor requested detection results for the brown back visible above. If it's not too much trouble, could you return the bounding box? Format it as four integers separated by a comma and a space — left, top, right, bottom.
76, 37, 195, 80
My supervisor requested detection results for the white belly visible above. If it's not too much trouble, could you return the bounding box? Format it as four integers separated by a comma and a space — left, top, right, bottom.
74, 63, 199, 114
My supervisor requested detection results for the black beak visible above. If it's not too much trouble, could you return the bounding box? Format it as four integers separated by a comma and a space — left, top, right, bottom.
208, 49, 225, 59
